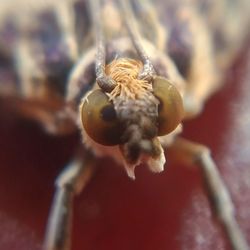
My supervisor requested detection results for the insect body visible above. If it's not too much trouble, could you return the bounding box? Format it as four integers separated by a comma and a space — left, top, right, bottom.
0, 0, 249, 250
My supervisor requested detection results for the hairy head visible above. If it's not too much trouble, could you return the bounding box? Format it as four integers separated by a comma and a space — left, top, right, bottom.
80, 58, 184, 178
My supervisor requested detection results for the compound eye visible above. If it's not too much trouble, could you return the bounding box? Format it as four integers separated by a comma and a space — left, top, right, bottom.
81, 89, 122, 145
153, 76, 184, 136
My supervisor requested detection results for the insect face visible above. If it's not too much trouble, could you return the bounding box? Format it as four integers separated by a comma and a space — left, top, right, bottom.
80, 58, 184, 178
0, 0, 249, 249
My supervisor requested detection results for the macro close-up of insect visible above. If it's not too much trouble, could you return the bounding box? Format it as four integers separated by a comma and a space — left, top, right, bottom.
0, 0, 250, 250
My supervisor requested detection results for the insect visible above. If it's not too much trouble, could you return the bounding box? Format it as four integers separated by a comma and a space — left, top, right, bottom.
0, 0, 249, 250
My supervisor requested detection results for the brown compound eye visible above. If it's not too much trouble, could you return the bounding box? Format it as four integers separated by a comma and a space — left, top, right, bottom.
80, 89, 123, 146
153, 76, 184, 136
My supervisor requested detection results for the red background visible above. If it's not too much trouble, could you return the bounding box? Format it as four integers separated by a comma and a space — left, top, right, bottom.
0, 46, 249, 250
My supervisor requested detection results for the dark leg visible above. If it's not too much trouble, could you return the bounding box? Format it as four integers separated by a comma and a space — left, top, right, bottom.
43, 155, 96, 250
168, 137, 249, 250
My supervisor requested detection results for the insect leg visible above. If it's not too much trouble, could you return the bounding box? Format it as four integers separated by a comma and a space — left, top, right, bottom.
43, 153, 96, 250
166, 137, 249, 250
88, 0, 116, 92
118, 0, 156, 81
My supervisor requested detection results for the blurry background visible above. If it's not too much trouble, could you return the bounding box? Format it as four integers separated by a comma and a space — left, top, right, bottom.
0, 45, 249, 250
0, 0, 250, 250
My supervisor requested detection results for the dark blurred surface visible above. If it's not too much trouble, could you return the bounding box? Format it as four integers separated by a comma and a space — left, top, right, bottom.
0, 46, 250, 250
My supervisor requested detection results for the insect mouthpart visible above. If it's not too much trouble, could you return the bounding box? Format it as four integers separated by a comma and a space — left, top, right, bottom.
81, 58, 184, 178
